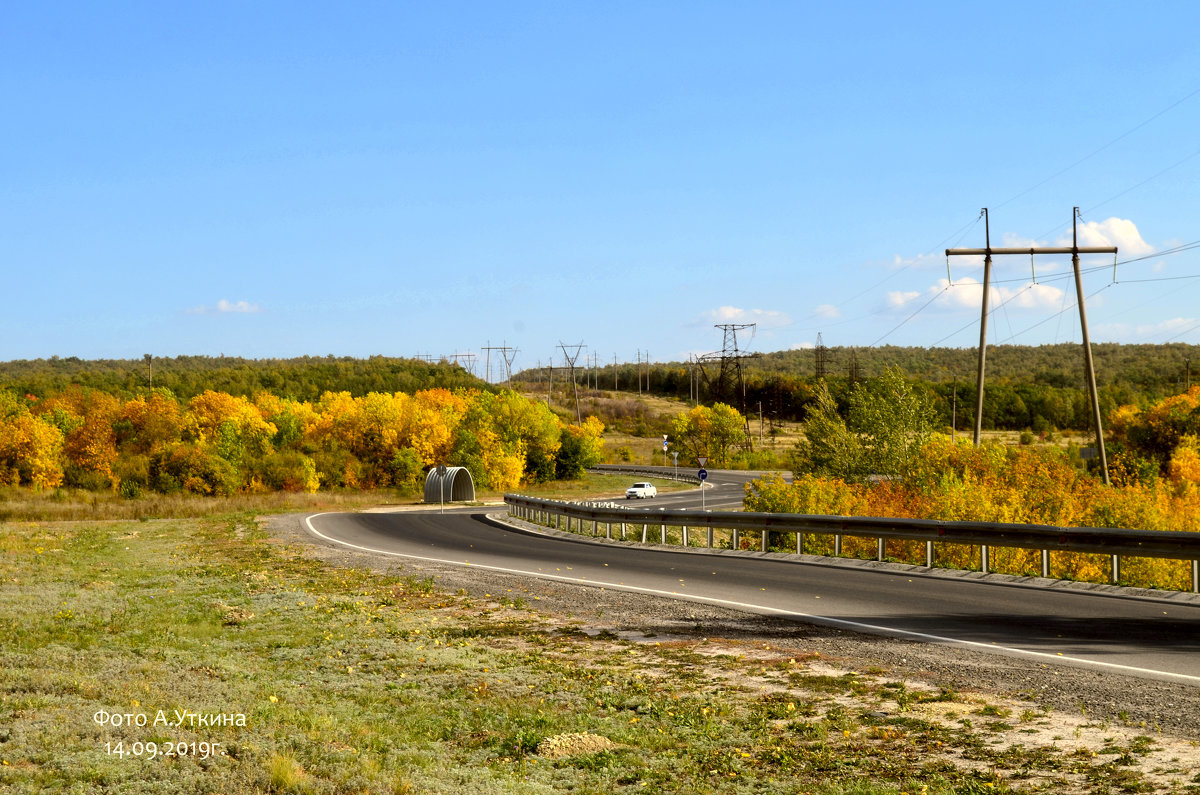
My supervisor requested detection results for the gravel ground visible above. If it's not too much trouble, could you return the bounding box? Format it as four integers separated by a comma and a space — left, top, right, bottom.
264, 509, 1200, 744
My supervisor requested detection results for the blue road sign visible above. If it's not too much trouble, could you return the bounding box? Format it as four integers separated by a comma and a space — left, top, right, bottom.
698, 468, 708, 481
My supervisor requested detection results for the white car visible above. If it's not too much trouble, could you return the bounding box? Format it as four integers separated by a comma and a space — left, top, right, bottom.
625, 482, 657, 499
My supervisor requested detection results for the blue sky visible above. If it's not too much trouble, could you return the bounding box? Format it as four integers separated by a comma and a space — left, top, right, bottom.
4, 2, 1200, 377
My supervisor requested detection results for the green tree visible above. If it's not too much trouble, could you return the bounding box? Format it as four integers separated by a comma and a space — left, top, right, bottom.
791, 381, 862, 478
847, 366, 937, 478
793, 367, 935, 481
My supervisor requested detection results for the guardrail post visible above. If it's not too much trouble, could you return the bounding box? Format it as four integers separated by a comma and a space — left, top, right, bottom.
501, 495, 1200, 594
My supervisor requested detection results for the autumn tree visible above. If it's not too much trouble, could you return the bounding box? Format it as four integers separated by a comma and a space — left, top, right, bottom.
490, 390, 561, 483
556, 416, 605, 479
1109, 386, 1200, 480
117, 389, 184, 455
670, 403, 747, 469
0, 411, 65, 489
37, 388, 121, 488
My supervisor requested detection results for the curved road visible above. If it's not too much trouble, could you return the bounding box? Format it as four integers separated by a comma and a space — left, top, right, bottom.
305, 472, 1200, 685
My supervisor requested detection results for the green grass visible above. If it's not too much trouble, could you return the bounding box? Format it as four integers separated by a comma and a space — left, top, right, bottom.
0, 509, 1190, 793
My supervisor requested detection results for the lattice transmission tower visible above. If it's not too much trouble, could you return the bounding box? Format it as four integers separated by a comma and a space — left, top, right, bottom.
697, 323, 758, 411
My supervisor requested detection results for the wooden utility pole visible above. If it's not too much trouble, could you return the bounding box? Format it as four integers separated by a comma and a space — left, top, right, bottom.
947, 207, 1115, 484
973, 208, 992, 447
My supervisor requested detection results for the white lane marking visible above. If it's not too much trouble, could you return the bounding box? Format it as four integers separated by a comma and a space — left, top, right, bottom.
303, 512, 1200, 686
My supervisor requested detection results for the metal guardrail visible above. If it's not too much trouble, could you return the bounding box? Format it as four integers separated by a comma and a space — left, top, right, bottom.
503, 493, 1200, 593
589, 464, 701, 484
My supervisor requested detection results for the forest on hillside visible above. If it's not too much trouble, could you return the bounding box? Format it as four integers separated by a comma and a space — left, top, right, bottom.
517, 343, 1200, 432
0, 356, 486, 402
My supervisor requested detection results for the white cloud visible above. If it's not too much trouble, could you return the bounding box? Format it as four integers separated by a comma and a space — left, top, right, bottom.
1096, 317, 1199, 341
888, 278, 1065, 313
790, 341, 815, 350
891, 251, 945, 270
1055, 217, 1154, 257
886, 290, 921, 308
814, 304, 841, 319
701, 306, 792, 328
188, 299, 263, 315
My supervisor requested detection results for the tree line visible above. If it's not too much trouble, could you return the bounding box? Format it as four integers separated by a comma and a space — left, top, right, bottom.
0, 385, 604, 497
0, 355, 486, 402
518, 342, 1200, 432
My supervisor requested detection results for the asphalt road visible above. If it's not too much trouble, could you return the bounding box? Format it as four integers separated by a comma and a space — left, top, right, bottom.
305, 471, 1200, 686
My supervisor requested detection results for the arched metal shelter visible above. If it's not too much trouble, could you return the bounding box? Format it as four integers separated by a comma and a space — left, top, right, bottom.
424, 466, 476, 504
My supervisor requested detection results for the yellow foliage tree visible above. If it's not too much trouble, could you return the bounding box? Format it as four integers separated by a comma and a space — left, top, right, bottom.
0, 412, 66, 490
120, 390, 184, 455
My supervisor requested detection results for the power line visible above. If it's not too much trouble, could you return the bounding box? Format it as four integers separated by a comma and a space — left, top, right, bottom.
869, 286, 950, 347
995, 84, 1200, 212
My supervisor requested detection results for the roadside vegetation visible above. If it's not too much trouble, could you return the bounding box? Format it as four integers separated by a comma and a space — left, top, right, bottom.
743, 372, 1200, 590
3, 505, 1196, 793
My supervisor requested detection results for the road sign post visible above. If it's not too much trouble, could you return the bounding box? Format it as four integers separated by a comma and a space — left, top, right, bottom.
697, 457, 708, 511
437, 464, 447, 514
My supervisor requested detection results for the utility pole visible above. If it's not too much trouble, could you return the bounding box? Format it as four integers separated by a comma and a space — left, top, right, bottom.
558, 342, 585, 423
1070, 207, 1109, 485
974, 208, 992, 447
482, 343, 516, 384
951, 382, 957, 443
450, 352, 477, 376
947, 207, 1115, 484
